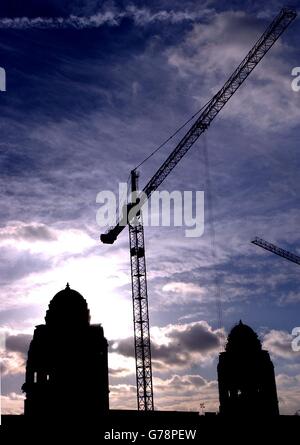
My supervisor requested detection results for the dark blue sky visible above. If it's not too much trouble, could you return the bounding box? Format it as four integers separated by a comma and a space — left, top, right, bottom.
0, 0, 299, 414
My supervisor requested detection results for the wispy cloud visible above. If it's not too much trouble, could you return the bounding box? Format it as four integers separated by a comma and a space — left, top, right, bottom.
0, 7, 210, 29
167, 9, 300, 131
0, 12, 122, 29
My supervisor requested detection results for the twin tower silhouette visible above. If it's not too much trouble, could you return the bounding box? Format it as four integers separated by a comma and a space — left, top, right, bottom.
22, 284, 279, 418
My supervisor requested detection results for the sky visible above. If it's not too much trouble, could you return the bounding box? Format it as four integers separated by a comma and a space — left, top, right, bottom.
0, 0, 300, 415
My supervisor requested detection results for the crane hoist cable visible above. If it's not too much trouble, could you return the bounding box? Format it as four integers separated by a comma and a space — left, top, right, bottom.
115, 101, 212, 220
115, 172, 131, 227
133, 98, 213, 172
115, 100, 214, 222
201, 135, 225, 349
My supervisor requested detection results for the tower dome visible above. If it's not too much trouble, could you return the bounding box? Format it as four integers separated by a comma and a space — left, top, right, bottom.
45, 283, 90, 327
225, 320, 262, 353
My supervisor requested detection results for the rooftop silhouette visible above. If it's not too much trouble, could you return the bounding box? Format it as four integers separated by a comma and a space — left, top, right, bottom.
22, 284, 109, 419
218, 321, 279, 416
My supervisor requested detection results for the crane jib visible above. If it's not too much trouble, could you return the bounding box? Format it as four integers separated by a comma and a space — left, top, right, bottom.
100, 8, 297, 245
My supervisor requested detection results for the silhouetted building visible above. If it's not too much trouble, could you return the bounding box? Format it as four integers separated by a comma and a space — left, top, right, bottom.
22, 284, 109, 418
218, 321, 279, 416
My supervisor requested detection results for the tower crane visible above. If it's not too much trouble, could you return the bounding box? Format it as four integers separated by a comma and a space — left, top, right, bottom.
251, 237, 300, 266
100, 8, 297, 411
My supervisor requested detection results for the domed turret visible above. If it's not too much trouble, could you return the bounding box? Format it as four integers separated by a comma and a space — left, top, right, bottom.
225, 320, 262, 354
45, 283, 90, 327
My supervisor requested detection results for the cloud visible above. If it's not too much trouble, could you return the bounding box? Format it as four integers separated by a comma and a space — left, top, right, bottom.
109, 372, 219, 412
167, 9, 300, 131
162, 282, 205, 301
0, 222, 96, 290
1, 351, 26, 377
113, 321, 223, 370
0, 222, 93, 254
165, 321, 221, 352
263, 330, 300, 359
108, 366, 134, 378
0, 247, 51, 286
0, 7, 210, 29
0, 222, 57, 242
15, 224, 56, 242
0, 222, 99, 292
276, 373, 300, 415
1, 333, 30, 381
146, 218, 300, 314
155, 374, 206, 392
6, 333, 32, 357
0, 12, 122, 29
109, 383, 137, 410
0, 393, 25, 415
153, 374, 219, 412
126, 5, 210, 26
168, 11, 260, 78
278, 291, 300, 305
108, 350, 135, 380
0, 305, 43, 328
1, 372, 25, 397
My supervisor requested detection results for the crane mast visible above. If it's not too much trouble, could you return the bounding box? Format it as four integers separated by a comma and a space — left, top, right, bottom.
100, 8, 296, 411
252, 237, 300, 266
129, 170, 154, 410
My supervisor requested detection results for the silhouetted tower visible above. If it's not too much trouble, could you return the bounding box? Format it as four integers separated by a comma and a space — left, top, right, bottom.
218, 321, 279, 416
22, 284, 109, 418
